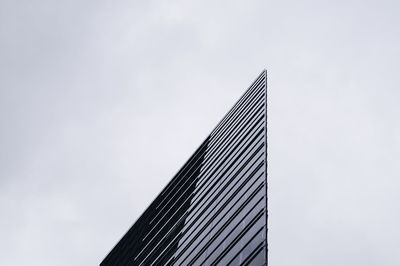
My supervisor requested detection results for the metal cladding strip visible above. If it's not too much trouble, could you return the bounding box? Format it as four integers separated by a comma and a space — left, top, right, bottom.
156, 165, 265, 266
199, 105, 265, 179
151, 103, 264, 220
144, 141, 263, 257
264, 69, 268, 265
205, 99, 264, 167
100, 70, 267, 266
242, 242, 266, 266
146, 125, 262, 252
176, 136, 265, 239
209, 80, 265, 146
210, 71, 266, 137
167, 75, 265, 192
194, 112, 265, 190
152, 71, 264, 219
172, 154, 265, 259
207, 212, 266, 265
154, 154, 265, 265
181, 184, 265, 266
103, 137, 210, 264
153, 90, 264, 212
135, 140, 264, 265
103, 138, 210, 266
205, 93, 265, 159
199, 209, 265, 266
181, 121, 265, 217
168, 150, 265, 263
174, 134, 265, 239
211, 72, 264, 136
148, 112, 265, 232
148, 76, 268, 256
141, 80, 266, 262
168, 167, 265, 266
208, 84, 264, 149
190, 107, 265, 194
144, 119, 264, 243
156, 140, 209, 207
152, 173, 262, 265
226, 226, 265, 265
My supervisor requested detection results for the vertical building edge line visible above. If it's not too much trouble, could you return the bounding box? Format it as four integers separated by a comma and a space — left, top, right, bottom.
264, 68, 268, 266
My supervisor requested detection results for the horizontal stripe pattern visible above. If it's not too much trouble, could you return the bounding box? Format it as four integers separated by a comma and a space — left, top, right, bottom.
101, 70, 267, 266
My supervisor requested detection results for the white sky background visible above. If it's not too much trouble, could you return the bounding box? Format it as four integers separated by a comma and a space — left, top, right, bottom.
1, 0, 400, 265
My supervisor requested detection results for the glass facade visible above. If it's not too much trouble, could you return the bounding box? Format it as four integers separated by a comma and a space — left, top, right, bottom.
101, 70, 267, 266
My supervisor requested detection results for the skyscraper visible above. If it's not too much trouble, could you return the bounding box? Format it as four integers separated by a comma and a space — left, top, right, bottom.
101, 70, 267, 266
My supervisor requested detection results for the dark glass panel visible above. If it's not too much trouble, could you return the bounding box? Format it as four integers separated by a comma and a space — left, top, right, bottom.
227, 228, 264, 265
174, 173, 265, 265
211, 75, 265, 137
100, 70, 267, 266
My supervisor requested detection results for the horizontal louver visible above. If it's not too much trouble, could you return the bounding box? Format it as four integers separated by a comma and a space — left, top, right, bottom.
101, 70, 267, 266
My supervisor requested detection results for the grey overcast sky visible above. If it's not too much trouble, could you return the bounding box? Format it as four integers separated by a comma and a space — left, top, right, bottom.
1, 0, 400, 265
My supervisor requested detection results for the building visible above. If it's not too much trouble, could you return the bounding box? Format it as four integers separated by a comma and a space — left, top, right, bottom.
101, 70, 267, 266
